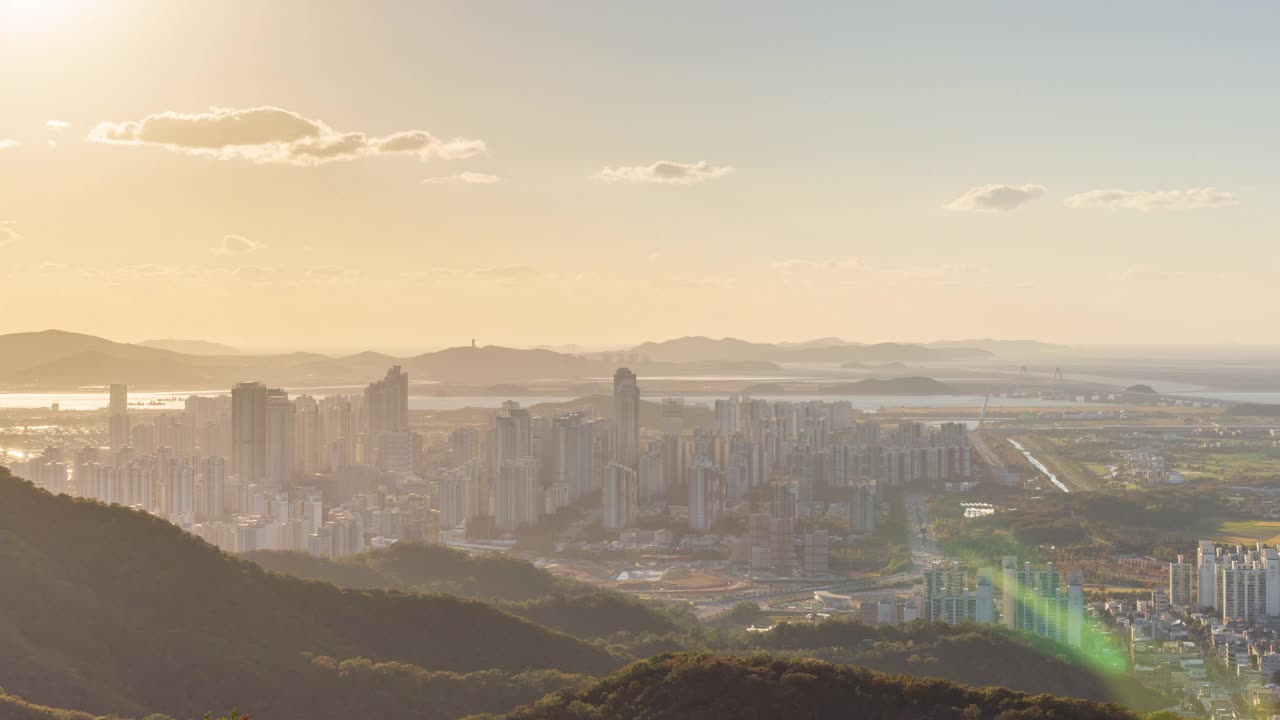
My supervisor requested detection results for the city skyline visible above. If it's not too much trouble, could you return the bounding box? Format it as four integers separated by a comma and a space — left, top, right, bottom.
5, 2, 1280, 346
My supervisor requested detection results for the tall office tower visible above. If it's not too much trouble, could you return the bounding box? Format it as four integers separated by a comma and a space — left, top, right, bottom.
364, 365, 410, 439
1197, 539, 1218, 609
638, 448, 665, 504
850, 483, 878, 533
613, 368, 640, 467
802, 529, 829, 575
108, 384, 129, 451
199, 456, 226, 521
1066, 572, 1084, 647
688, 459, 723, 532
975, 569, 996, 623
1169, 554, 1194, 608
232, 382, 268, 484
377, 430, 421, 475
714, 398, 740, 437
495, 458, 539, 532
265, 388, 294, 489
601, 462, 638, 531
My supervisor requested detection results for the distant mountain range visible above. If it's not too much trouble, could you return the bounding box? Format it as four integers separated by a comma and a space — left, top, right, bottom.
628, 336, 1001, 364
138, 338, 241, 355
0, 329, 1053, 390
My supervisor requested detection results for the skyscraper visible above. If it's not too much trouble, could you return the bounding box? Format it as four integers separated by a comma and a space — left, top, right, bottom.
601, 462, 638, 531
688, 459, 722, 532
364, 366, 409, 439
231, 382, 268, 485
613, 368, 640, 468
265, 388, 295, 488
108, 383, 129, 451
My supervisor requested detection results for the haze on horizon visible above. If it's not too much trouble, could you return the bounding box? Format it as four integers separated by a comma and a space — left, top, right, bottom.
2, 1, 1278, 348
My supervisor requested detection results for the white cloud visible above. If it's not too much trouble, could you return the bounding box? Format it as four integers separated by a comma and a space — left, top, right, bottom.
46, 120, 69, 131
0, 139, 19, 150
423, 172, 502, 184
945, 184, 1046, 211
211, 234, 265, 255
0, 224, 21, 247
1065, 187, 1236, 211
88, 107, 485, 166
596, 160, 734, 185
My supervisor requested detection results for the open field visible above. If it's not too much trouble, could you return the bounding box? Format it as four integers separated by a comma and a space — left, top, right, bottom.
1213, 520, 1280, 546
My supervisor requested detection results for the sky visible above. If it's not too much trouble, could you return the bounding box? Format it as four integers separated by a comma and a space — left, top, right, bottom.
1, 0, 1278, 352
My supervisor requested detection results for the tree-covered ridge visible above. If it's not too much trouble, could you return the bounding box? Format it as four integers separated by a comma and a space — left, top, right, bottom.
0, 469, 615, 720
469, 651, 1139, 720
0, 692, 106, 720
243, 545, 693, 638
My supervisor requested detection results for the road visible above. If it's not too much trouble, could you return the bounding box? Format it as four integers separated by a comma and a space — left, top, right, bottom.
904, 493, 943, 567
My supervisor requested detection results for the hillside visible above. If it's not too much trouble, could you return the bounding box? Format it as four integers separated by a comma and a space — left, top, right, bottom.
139, 338, 241, 355
0, 469, 615, 720
243, 544, 691, 638
0, 693, 104, 720
470, 652, 1138, 720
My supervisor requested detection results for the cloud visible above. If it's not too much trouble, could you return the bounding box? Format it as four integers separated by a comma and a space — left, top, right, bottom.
945, 184, 1046, 211
46, 120, 69, 131
472, 264, 540, 281
1064, 187, 1236, 211
423, 172, 502, 184
88, 106, 485, 166
0, 139, 19, 150
596, 160, 734, 185
211, 234, 265, 255
0, 224, 21, 247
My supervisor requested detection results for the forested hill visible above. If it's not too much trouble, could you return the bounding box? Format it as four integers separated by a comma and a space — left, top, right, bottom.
469, 652, 1140, 720
243, 544, 691, 638
0, 469, 615, 720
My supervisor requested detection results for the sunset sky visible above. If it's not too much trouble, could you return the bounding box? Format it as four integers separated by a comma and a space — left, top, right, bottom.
2, 1, 1277, 351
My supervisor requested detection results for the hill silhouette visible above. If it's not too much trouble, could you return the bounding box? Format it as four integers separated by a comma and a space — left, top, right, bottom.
139, 338, 241, 355
0, 468, 614, 720
469, 652, 1138, 720
630, 336, 990, 364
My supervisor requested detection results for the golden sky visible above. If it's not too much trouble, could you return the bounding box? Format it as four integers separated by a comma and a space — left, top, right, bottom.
1, 1, 1276, 351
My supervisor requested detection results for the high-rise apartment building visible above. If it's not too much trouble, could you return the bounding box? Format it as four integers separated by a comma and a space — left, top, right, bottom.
1169, 554, 1193, 608
601, 462, 638, 531
364, 366, 409, 440
265, 388, 294, 488
108, 384, 129, 452
613, 368, 640, 468
231, 382, 268, 485
1000, 557, 1083, 647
